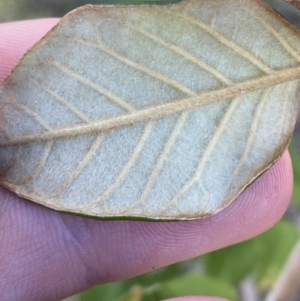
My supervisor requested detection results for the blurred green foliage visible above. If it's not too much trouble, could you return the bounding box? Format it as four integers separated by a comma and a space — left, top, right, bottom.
75, 220, 299, 301
81, 273, 238, 301
1, 0, 300, 300
203, 220, 299, 287
290, 140, 300, 209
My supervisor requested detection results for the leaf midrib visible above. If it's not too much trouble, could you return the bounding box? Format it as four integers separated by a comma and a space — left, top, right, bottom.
2, 65, 300, 147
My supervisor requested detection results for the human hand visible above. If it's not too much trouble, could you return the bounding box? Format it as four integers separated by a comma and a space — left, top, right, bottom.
0, 19, 294, 301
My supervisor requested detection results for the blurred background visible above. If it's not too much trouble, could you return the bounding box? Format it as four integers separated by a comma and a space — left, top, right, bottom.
1, 0, 300, 300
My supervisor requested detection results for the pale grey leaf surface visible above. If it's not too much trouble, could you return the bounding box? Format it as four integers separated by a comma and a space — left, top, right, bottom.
0, 0, 300, 219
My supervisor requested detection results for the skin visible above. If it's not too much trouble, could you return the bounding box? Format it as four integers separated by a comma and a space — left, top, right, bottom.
0, 19, 294, 301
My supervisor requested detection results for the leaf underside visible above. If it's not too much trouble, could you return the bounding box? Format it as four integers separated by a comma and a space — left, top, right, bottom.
0, 0, 300, 220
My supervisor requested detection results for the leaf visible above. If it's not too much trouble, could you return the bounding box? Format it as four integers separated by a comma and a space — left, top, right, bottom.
79, 264, 182, 301
254, 220, 299, 286
159, 274, 238, 301
0, 0, 300, 220
202, 238, 258, 285
111, 274, 237, 301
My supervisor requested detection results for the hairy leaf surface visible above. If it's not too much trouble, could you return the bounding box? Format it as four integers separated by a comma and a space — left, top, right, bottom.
0, 0, 300, 219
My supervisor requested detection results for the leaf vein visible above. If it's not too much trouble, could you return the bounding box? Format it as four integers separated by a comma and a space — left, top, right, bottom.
2, 66, 300, 146
279, 81, 297, 138
8, 97, 53, 132
161, 96, 240, 213
30, 77, 91, 123
14, 141, 53, 185
121, 112, 189, 214
124, 22, 233, 85
223, 88, 272, 196
86, 122, 154, 209
49, 135, 105, 199
242, 5, 300, 63
49, 61, 136, 113
167, 11, 273, 74
70, 37, 196, 96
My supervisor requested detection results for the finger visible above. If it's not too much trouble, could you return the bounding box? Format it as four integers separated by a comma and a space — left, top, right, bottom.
0, 151, 292, 300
